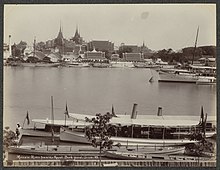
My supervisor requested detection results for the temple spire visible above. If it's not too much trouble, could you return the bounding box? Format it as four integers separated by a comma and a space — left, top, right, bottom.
57, 22, 63, 39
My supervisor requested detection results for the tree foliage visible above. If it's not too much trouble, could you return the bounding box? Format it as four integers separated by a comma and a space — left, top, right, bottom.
186, 129, 215, 156
85, 112, 118, 149
85, 112, 120, 166
3, 127, 17, 152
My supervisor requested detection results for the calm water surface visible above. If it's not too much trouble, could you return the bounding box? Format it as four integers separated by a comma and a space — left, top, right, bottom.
4, 66, 216, 130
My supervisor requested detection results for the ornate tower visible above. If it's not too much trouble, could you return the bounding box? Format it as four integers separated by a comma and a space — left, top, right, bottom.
54, 24, 64, 47
71, 25, 83, 45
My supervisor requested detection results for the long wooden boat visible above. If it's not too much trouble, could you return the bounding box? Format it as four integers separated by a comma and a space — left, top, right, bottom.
8, 145, 102, 156
104, 150, 212, 161
19, 62, 60, 67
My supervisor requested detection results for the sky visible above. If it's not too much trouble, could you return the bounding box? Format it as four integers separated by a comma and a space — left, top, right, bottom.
4, 4, 216, 51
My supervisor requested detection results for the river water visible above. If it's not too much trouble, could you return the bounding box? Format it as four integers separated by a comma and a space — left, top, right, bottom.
3, 66, 216, 130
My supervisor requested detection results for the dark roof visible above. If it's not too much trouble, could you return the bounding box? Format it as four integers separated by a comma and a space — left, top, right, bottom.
28, 51, 46, 60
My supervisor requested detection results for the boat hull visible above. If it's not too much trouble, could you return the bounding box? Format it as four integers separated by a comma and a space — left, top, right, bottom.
20, 128, 59, 138
19, 62, 60, 67
158, 71, 198, 83
8, 145, 101, 156
104, 150, 212, 161
60, 128, 198, 147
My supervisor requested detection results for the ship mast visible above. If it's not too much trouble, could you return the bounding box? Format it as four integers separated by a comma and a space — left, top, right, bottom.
51, 96, 54, 142
33, 36, 36, 58
192, 26, 199, 65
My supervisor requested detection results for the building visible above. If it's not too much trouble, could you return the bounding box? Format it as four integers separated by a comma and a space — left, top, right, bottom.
84, 48, 106, 61
45, 39, 55, 49
119, 44, 141, 53
47, 52, 62, 63
110, 54, 120, 61
123, 53, 143, 62
140, 42, 155, 59
25, 51, 47, 62
87, 40, 114, 52
198, 55, 216, 67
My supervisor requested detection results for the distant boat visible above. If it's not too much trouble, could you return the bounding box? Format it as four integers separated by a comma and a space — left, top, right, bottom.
110, 61, 134, 68
19, 62, 60, 67
92, 63, 110, 68
133, 62, 160, 69
158, 66, 216, 84
67, 62, 90, 68
158, 27, 216, 85
158, 69, 199, 83
196, 76, 216, 85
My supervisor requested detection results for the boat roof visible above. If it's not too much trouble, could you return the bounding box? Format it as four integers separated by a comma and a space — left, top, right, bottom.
31, 119, 81, 126
69, 113, 216, 127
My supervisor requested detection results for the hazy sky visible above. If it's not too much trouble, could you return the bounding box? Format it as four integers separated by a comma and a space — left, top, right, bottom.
4, 4, 216, 51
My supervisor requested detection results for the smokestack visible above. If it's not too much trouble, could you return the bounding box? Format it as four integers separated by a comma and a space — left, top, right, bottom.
131, 103, 138, 119
157, 107, 162, 116
9, 35, 12, 57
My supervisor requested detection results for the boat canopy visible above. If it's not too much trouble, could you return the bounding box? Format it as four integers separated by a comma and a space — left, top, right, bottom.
68, 113, 207, 127
109, 117, 199, 127
32, 119, 74, 126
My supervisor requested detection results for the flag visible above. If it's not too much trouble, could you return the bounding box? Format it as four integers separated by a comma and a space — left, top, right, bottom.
51, 128, 54, 142
64, 102, 69, 118
112, 105, 117, 117
200, 106, 204, 124
202, 113, 208, 135
26, 111, 30, 125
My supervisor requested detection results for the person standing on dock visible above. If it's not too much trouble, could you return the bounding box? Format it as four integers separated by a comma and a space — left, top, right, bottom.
15, 123, 21, 139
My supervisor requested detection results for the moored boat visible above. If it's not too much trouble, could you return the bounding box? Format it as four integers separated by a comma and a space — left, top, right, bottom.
19, 62, 60, 67
196, 77, 216, 85
8, 145, 102, 156
59, 127, 198, 147
158, 69, 199, 83
67, 62, 90, 68
60, 105, 216, 146
93, 63, 110, 68
110, 61, 134, 68
104, 150, 212, 161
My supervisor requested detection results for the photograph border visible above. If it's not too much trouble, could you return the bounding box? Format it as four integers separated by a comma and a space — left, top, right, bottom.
0, 0, 219, 170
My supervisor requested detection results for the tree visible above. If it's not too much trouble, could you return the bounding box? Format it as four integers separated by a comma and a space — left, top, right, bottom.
3, 127, 17, 160
84, 112, 120, 167
185, 113, 214, 157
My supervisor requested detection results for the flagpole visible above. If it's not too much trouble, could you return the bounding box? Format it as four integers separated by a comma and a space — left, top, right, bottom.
65, 111, 66, 126
22, 117, 26, 129
51, 96, 54, 142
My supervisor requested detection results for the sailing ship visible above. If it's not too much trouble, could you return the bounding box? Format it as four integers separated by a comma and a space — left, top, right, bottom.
158, 27, 216, 84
